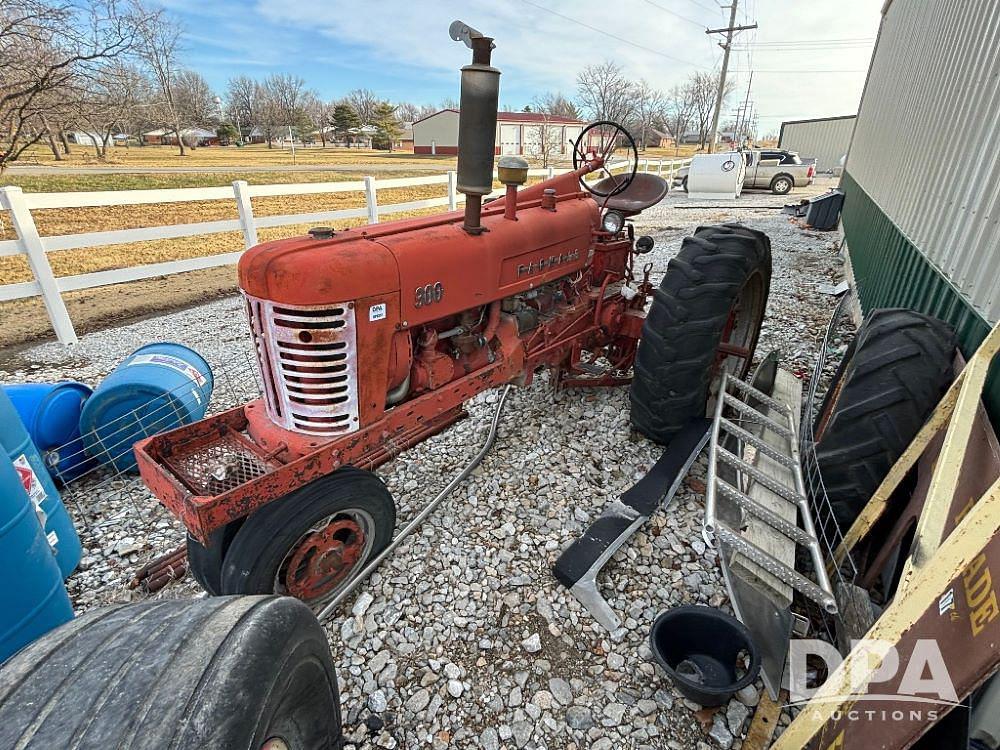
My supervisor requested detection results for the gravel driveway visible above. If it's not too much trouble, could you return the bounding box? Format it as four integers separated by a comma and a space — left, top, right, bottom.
0, 179, 847, 749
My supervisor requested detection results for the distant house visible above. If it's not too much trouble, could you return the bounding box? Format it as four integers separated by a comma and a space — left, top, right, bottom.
394, 122, 414, 151
412, 109, 585, 156
649, 128, 673, 148
142, 127, 219, 146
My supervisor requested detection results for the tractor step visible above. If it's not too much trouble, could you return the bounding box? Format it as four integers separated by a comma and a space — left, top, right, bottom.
552, 418, 711, 631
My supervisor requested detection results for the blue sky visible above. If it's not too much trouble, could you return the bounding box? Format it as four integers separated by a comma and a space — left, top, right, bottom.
159, 0, 883, 135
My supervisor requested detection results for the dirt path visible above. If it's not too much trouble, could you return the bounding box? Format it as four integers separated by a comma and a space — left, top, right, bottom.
0, 266, 238, 354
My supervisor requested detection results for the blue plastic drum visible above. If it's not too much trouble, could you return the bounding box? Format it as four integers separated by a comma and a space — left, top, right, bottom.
79, 343, 214, 473
3, 382, 96, 483
0, 389, 83, 579
0, 454, 74, 663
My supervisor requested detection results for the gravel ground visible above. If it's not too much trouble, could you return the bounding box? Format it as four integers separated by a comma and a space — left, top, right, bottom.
0, 178, 850, 749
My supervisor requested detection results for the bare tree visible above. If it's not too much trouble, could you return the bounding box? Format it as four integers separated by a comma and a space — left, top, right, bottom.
687, 70, 735, 150
529, 93, 578, 167
663, 83, 694, 154
174, 69, 215, 134
532, 91, 579, 120
575, 61, 636, 127
226, 74, 256, 141
394, 101, 420, 123
71, 60, 150, 157
346, 88, 378, 125
302, 92, 331, 145
130, 1, 190, 154
261, 73, 308, 144
632, 80, 667, 151
0, 0, 136, 169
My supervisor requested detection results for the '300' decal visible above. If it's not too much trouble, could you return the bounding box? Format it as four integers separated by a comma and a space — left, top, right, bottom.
414, 281, 444, 308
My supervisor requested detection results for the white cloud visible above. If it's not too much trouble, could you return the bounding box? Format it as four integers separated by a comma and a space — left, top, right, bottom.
215, 0, 882, 131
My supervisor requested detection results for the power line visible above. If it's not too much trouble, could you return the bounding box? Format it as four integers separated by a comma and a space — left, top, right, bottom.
730, 69, 867, 73
685, 0, 723, 15
733, 43, 873, 51
749, 36, 875, 44
518, 0, 707, 67
641, 0, 708, 29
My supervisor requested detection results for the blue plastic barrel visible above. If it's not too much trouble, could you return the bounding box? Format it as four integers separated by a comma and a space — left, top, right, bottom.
0, 389, 83, 578
0, 455, 74, 663
79, 342, 214, 473
3, 382, 96, 484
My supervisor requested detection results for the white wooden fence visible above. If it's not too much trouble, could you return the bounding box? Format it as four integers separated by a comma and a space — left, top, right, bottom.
0, 157, 691, 345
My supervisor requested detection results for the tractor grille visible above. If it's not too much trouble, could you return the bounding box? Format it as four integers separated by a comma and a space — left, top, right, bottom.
244, 293, 360, 436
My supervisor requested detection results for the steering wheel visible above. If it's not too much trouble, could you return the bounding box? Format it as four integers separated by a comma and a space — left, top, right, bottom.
572, 120, 639, 198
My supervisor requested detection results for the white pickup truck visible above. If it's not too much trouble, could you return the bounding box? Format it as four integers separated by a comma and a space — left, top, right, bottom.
678, 149, 815, 195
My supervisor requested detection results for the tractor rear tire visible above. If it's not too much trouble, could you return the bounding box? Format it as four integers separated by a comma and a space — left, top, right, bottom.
814, 308, 955, 531
0, 596, 343, 749
630, 223, 771, 444
220, 466, 395, 609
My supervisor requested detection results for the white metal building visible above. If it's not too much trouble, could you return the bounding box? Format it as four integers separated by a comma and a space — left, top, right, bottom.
412, 109, 584, 156
839, 0, 1000, 419
778, 115, 856, 173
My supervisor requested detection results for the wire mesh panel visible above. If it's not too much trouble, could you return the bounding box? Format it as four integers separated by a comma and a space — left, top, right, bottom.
795, 291, 862, 642
50, 352, 263, 546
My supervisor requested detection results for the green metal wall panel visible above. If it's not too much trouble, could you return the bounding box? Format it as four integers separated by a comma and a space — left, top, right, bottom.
841, 170, 1000, 425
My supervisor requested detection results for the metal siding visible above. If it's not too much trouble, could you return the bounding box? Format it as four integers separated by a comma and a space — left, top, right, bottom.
845, 0, 1000, 323
777, 117, 856, 172
841, 170, 1000, 426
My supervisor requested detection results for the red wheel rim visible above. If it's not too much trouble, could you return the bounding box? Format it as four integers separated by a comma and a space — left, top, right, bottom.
707, 271, 766, 408
283, 518, 367, 601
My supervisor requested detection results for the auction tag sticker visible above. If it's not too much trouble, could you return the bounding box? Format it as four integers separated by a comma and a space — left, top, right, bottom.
129, 353, 207, 386
13, 454, 47, 505
369, 303, 387, 322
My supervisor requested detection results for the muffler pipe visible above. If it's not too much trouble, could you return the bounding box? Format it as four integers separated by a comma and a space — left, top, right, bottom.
450, 20, 500, 235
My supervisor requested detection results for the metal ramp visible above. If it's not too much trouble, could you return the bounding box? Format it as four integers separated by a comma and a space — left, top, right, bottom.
704, 370, 838, 696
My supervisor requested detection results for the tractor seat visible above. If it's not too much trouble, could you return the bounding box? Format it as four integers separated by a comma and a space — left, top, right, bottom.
591, 172, 669, 214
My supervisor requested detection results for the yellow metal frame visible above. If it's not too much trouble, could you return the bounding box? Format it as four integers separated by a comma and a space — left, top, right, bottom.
774, 321, 1000, 749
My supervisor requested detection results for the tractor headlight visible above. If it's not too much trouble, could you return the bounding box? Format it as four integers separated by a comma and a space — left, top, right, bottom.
602, 210, 625, 235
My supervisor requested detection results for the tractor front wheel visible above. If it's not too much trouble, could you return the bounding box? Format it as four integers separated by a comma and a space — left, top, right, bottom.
630, 223, 772, 444
219, 467, 395, 609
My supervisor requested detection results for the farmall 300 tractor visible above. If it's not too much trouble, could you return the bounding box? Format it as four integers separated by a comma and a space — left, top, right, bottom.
136, 23, 772, 612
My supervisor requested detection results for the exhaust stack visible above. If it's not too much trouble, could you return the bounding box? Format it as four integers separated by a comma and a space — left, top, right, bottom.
449, 20, 500, 235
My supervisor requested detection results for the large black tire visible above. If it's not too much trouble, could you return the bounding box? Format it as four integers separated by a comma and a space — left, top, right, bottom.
221, 466, 395, 607
630, 223, 772, 443
0, 596, 343, 749
186, 522, 241, 595
815, 308, 955, 530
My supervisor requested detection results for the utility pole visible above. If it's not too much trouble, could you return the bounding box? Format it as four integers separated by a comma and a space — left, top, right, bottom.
706, 2, 757, 153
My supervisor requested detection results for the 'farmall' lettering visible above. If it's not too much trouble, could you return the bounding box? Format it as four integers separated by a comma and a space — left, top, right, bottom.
517, 249, 580, 277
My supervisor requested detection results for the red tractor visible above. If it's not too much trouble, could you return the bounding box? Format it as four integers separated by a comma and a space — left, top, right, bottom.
136, 23, 771, 611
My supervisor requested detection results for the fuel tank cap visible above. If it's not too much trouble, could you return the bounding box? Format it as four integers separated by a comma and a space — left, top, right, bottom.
308, 226, 335, 239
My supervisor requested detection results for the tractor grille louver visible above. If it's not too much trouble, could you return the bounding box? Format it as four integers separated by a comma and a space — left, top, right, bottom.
244, 294, 360, 436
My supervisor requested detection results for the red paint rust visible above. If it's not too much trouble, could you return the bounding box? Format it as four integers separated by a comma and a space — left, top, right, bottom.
135, 167, 660, 546
284, 518, 366, 600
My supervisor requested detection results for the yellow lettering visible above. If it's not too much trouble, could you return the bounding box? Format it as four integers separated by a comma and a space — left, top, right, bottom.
963, 553, 987, 585
970, 590, 999, 636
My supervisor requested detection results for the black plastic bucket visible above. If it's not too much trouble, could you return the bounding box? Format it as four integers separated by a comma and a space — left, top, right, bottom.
649, 605, 760, 707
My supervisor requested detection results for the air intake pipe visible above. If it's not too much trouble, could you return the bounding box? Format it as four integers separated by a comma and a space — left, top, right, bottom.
449, 20, 500, 235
